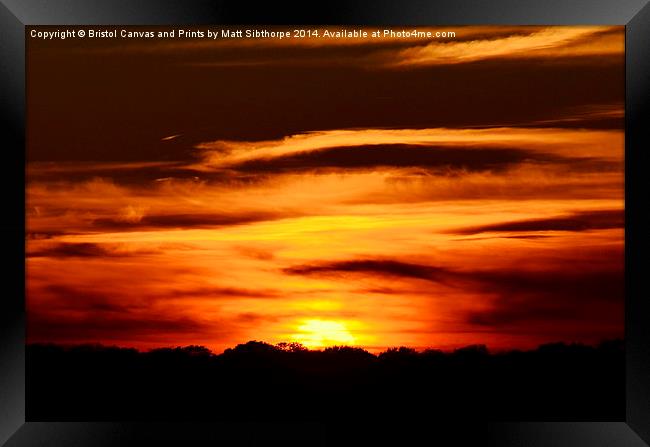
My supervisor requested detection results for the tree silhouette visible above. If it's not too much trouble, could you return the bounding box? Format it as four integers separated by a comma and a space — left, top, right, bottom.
26, 339, 624, 421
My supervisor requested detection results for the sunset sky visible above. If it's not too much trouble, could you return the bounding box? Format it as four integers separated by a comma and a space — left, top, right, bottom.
26, 26, 624, 352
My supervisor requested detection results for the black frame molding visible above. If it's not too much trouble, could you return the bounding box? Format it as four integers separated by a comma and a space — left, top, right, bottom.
1, 1, 649, 445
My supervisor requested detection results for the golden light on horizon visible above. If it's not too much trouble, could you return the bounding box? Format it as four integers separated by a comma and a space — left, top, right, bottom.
290, 319, 357, 349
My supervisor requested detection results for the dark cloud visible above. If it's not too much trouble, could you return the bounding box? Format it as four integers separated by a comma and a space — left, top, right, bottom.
28, 285, 239, 342
358, 287, 403, 295
233, 246, 276, 261
525, 116, 623, 130
453, 235, 552, 241
283, 259, 454, 283
451, 209, 623, 235
468, 269, 623, 304
464, 268, 624, 327
26, 231, 68, 240
27, 163, 201, 184
164, 286, 281, 300
27, 312, 211, 341
27, 242, 157, 258
284, 255, 624, 329
38, 285, 141, 314
41, 283, 281, 303
235, 312, 278, 324
283, 257, 623, 301
231, 144, 603, 174
92, 211, 291, 231
500, 235, 552, 239
27, 143, 619, 188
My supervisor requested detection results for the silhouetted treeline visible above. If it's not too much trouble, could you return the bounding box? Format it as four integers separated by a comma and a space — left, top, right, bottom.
26, 340, 624, 421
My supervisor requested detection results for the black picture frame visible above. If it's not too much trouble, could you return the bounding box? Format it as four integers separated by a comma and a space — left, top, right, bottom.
1, 1, 649, 445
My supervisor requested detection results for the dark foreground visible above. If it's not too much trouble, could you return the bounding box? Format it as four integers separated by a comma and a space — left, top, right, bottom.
27, 340, 624, 421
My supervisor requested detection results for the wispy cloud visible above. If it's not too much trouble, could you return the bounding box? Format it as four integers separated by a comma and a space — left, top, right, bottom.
284, 259, 454, 283
27, 242, 160, 258
194, 127, 623, 170
386, 27, 622, 67
449, 209, 624, 235
91, 211, 295, 231
81, 26, 621, 70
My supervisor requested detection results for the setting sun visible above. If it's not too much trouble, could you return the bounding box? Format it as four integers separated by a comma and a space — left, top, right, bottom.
291, 319, 356, 349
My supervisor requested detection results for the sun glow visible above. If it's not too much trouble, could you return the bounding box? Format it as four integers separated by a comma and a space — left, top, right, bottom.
291, 319, 356, 349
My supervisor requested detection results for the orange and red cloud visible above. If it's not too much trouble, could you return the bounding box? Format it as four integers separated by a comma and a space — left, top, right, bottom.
26, 26, 624, 352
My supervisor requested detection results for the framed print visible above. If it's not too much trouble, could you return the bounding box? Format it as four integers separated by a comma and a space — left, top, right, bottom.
1, 1, 649, 445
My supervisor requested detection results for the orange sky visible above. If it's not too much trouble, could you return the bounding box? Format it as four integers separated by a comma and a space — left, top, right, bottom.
26, 26, 624, 353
